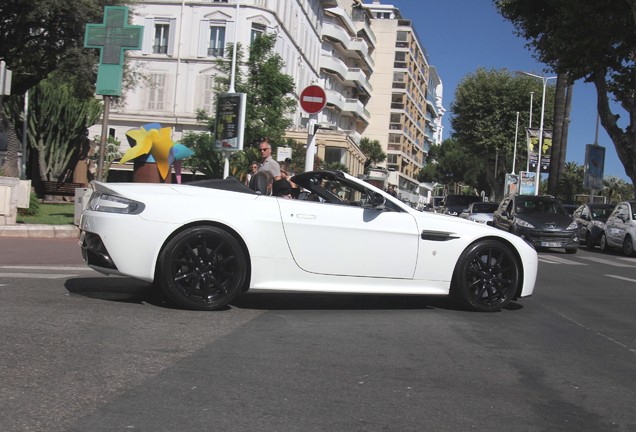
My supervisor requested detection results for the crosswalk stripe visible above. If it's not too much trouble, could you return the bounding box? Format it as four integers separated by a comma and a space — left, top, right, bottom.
538, 256, 586, 265
606, 274, 636, 283
578, 256, 633, 267
0, 273, 78, 279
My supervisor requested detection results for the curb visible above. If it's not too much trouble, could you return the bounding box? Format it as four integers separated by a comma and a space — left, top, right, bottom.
0, 224, 80, 239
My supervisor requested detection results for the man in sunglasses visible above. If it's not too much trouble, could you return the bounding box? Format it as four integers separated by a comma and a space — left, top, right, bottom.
257, 138, 281, 181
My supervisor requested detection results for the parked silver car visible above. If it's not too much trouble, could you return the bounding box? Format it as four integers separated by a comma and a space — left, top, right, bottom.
600, 201, 636, 255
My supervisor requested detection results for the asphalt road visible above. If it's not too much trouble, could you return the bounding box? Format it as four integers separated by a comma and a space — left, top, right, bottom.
1, 240, 635, 431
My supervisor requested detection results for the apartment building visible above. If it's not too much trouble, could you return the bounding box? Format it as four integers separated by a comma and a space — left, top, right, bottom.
89, 0, 376, 177
362, 0, 445, 205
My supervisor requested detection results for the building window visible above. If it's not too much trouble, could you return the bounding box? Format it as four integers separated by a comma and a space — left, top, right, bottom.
153, 23, 170, 54
147, 73, 166, 111
202, 75, 216, 113
209, 25, 226, 57
250, 23, 266, 43
325, 147, 347, 166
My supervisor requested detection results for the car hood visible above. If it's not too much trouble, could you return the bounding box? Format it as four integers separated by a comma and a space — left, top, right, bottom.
516, 213, 574, 229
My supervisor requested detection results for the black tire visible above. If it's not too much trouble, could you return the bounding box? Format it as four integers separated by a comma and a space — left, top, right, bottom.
565, 247, 577, 254
451, 240, 520, 312
623, 235, 635, 256
157, 226, 247, 310
599, 232, 609, 252
585, 232, 595, 249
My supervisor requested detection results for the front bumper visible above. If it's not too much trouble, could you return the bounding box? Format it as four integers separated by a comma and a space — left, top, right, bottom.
516, 227, 579, 249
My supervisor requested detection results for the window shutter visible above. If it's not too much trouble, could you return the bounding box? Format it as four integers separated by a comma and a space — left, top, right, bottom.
198, 20, 210, 57
142, 17, 154, 55
167, 18, 177, 56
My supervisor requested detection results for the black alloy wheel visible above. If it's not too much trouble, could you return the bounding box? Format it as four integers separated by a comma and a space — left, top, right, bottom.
157, 226, 247, 310
623, 235, 635, 256
599, 233, 609, 252
452, 240, 520, 312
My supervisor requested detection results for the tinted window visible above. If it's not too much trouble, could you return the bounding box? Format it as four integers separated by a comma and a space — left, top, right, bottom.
516, 198, 567, 215
472, 203, 498, 213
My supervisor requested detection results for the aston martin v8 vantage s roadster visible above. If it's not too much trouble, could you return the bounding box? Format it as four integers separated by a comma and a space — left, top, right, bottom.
79, 170, 537, 312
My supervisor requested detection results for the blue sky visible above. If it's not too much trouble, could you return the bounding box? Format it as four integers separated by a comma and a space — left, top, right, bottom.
388, 0, 629, 181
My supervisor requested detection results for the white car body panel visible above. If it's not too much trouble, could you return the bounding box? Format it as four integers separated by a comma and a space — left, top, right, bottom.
79, 173, 537, 300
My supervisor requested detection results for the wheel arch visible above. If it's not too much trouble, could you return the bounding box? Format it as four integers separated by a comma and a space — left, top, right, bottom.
155, 221, 252, 292
451, 235, 526, 299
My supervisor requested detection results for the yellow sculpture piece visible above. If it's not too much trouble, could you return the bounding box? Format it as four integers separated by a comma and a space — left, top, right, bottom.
120, 125, 175, 180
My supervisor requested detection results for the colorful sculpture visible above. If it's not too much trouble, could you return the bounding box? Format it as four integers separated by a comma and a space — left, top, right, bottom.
120, 123, 194, 183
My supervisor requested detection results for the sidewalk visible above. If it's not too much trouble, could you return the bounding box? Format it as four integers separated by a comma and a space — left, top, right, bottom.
0, 224, 80, 239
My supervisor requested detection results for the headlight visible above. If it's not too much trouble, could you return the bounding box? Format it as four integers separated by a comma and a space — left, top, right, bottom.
87, 192, 145, 214
567, 221, 578, 230
515, 218, 535, 228
591, 220, 605, 229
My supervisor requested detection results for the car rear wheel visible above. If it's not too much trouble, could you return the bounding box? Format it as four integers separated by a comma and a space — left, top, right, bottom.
451, 240, 520, 312
157, 226, 247, 310
599, 233, 609, 252
622, 235, 635, 256
565, 247, 577, 254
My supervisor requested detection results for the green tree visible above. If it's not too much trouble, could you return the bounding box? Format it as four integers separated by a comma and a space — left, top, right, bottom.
556, 161, 584, 203
0, 0, 124, 97
496, 0, 636, 196
359, 137, 386, 171
451, 68, 553, 200
21, 79, 102, 183
214, 35, 296, 148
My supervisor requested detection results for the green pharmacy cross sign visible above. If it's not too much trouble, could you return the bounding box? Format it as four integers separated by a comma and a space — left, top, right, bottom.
84, 6, 143, 96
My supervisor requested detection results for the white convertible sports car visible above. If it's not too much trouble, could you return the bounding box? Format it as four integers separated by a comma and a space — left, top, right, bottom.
79, 170, 537, 312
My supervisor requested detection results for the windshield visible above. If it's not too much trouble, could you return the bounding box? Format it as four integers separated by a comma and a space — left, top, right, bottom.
516, 198, 567, 215
472, 202, 499, 213
590, 206, 613, 219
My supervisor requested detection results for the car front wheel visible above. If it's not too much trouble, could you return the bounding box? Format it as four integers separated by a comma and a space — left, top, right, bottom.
451, 240, 520, 312
599, 233, 609, 252
623, 235, 635, 256
157, 226, 247, 310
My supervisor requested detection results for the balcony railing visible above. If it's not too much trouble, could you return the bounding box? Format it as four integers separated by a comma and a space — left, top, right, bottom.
208, 47, 225, 57
153, 45, 168, 54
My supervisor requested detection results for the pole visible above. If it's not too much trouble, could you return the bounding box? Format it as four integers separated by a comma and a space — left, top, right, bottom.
512, 111, 519, 174
527, 92, 533, 172
20, 91, 28, 179
222, 0, 240, 179
305, 116, 317, 172
97, 95, 111, 182
535, 79, 548, 195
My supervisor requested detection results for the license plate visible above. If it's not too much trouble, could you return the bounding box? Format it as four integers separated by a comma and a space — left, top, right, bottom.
541, 241, 562, 247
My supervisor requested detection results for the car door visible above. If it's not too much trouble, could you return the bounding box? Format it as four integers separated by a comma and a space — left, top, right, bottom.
494, 197, 514, 232
277, 199, 419, 279
607, 203, 628, 247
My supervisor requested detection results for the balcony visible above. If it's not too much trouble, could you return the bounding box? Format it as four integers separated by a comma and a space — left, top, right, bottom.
322, 23, 375, 70
344, 98, 371, 123
321, 56, 373, 94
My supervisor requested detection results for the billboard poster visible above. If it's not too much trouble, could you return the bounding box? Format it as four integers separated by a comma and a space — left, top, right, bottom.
214, 93, 246, 151
505, 173, 519, 196
519, 171, 536, 195
584, 144, 605, 190
527, 128, 552, 173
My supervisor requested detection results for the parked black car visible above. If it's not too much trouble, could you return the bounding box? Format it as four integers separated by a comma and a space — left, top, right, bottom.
492, 194, 579, 254
438, 194, 482, 216
572, 203, 615, 249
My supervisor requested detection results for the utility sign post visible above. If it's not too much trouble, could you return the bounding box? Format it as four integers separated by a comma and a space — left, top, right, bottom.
300, 85, 327, 172
84, 6, 143, 181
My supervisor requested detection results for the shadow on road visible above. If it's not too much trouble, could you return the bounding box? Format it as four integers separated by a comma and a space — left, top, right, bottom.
64, 277, 524, 313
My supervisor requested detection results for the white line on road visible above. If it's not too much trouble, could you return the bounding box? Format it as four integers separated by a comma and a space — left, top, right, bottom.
606, 274, 636, 283
578, 256, 634, 267
0, 273, 79, 279
538, 256, 586, 265
0, 265, 90, 271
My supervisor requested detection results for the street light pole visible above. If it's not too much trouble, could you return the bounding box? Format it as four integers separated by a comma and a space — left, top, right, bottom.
519, 72, 556, 195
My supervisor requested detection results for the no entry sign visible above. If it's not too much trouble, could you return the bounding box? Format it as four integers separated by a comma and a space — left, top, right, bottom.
299, 85, 327, 115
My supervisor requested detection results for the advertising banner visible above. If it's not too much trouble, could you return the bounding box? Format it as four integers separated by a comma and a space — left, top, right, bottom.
505, 173, 519, 196
527, 128, 552, 173
519, 171, 536, 195
583, 144, 605, 190
214, 93, 246, 151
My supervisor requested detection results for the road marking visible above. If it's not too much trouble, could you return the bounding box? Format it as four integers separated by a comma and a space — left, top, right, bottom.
0, 265, 90, 271
606, 274, 636, 283
578, 256, 633, 267
0, 273, 79, 279
538, 255, 586, 265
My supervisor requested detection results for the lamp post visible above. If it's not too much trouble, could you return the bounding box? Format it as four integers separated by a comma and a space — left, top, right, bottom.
518, 72, 556, 195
